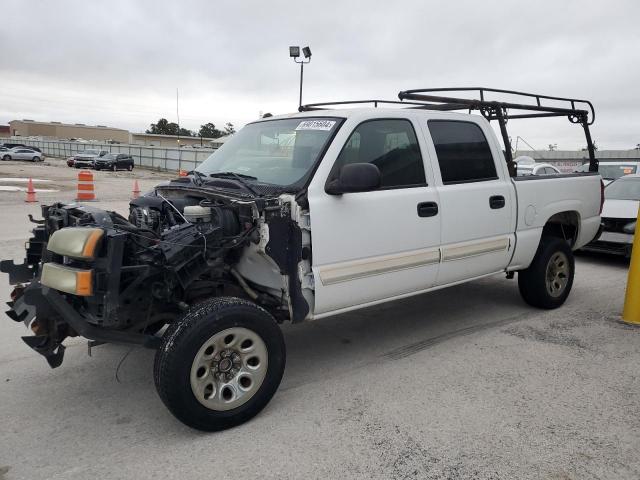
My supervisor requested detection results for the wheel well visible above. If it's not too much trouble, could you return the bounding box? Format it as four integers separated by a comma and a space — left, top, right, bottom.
541, 211, 580, 247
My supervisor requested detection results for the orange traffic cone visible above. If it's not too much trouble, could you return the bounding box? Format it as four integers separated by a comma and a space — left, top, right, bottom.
25, 178, 37, 203
75, 170, 96, 201
132, 180, 140, 199
179, 169, 188, 177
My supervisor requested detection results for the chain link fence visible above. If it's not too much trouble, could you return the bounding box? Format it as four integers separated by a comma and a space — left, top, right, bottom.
6, 138, 217, 173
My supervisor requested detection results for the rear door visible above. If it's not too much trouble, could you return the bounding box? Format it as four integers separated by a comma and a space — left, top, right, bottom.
307, 116, 441, 316
421, 118, 516, 286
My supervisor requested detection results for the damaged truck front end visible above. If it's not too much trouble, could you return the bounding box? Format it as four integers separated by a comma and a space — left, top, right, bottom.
1, 182, 310, 368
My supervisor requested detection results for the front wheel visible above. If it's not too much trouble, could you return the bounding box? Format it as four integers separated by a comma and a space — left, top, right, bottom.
154, 297, 285, 431
3, 155, 11, 161
518, 237, 575, 309
127, 164, 133, 171
32, 156, 40, 162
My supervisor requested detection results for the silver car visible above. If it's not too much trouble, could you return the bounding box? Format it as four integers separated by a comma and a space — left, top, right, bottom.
2, 148, 44, 162
583, 174, 640, 257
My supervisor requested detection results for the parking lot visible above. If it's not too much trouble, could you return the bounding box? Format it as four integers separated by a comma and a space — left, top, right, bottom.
0, 159, 639, 479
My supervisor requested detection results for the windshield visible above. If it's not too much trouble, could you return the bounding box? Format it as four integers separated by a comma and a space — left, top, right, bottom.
82, 149, 100, 155
517, 167, 534, 176
196, 118, 342, 187
605, 178, 640, 201
101, 153, 117, 160
599, 164, 637, 180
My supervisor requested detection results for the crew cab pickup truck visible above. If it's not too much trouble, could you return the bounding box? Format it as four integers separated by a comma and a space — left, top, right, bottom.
1, 88, 603, 431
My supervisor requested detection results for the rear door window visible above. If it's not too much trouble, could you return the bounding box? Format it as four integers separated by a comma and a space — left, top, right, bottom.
428, 120, 498, 185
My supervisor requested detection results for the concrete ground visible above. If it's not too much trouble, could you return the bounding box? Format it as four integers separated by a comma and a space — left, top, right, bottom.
0, 159, 639, 480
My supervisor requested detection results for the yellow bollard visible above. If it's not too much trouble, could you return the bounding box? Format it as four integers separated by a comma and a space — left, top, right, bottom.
622, 203, 640, 324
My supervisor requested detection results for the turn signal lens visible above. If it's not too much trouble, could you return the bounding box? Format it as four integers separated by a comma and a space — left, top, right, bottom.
82, 229, 103, 258
40, 263, 93, 296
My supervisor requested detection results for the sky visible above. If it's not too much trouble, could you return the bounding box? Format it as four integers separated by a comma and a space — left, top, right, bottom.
1, 0, 639, 150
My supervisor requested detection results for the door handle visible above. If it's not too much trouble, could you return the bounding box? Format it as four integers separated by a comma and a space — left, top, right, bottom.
417, 201, 438, 217
489, 195, 505, 209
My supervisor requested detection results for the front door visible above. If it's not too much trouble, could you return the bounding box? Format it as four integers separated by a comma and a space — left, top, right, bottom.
308, 117, 442, 317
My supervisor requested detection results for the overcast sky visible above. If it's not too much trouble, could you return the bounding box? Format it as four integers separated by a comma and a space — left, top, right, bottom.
1, 0, 639, 149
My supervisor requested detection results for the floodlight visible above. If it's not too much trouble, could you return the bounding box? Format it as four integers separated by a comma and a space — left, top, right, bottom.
289, 46, 300, 58
302, 46, 312, 59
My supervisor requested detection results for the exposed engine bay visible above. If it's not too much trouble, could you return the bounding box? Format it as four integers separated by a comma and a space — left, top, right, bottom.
1, 179, 312, 367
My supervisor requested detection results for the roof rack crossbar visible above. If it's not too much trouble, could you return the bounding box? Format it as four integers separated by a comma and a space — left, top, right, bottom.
397, 87, 595, 125
299, 99, 429, 111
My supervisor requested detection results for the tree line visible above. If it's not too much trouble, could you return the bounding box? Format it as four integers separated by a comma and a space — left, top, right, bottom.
146, 118, 236, 138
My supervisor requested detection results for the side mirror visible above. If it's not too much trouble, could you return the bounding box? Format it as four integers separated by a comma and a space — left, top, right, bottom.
326, 163, 381, 195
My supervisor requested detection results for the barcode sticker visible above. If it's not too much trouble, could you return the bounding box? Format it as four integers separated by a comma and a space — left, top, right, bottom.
295, 120, 336, 131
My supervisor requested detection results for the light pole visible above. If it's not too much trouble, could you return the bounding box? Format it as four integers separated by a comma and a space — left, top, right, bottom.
290, 46, 311, 109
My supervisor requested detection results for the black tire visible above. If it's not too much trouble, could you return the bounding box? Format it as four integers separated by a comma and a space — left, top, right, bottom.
112, 164, 117, 172
154, 297, 285, 431
3, 155, 11, 161
127, 164, 133, 171
32, 156, 40, 162
518, 237, 575, 309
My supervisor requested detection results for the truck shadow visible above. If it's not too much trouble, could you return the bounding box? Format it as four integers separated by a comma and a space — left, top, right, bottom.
6, 274, 535, 440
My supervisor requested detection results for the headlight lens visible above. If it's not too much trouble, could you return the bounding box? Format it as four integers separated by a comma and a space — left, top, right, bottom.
47, 227, 103, 259
624, 221, 636, 234
40, 263, 93, 296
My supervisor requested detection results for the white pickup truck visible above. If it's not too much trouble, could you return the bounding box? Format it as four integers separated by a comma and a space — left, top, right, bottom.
2, 88, 603, 431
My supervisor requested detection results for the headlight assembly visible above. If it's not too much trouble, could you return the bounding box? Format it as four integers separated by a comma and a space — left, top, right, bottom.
47, 227, 103, 259
40, 263, 93, 296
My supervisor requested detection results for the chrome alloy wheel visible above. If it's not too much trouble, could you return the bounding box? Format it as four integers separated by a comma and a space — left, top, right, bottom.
190, 327, 268, 411
546, 251, 569, 297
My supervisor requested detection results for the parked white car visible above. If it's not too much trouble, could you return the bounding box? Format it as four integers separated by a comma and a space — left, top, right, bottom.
515, 156, 561, 176
1, 88, 603, 431
2, 147, 43, 162
583, 174, 639, 257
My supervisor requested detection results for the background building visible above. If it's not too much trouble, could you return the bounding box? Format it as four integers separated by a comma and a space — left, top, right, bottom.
9, 120, 130, 143
7, 120, 230, 149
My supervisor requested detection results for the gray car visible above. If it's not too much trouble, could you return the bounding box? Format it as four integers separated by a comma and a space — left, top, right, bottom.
2, 148, 43, 162
73, 149, 109, 168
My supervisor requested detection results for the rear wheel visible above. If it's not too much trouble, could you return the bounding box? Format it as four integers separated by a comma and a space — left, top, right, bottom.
518, 237, 574, 309
127, 164, 133, 171
154, 297, 285, 431
112, 164, 117, 172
